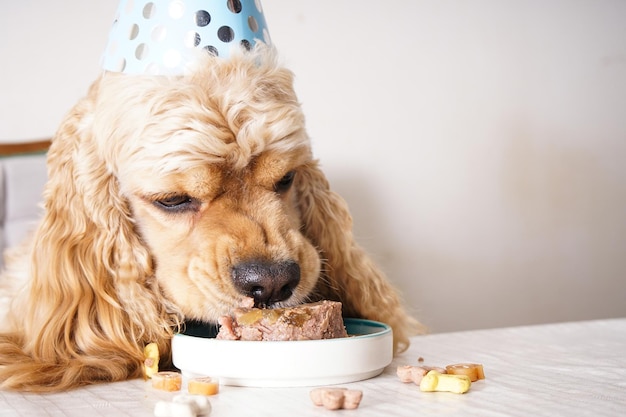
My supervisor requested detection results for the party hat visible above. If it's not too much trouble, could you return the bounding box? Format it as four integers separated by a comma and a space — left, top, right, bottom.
101, 0, 271, 75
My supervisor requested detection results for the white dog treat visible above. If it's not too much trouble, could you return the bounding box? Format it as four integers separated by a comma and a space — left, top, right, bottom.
419, 370, 471, 394
154, 395, 212, 417
173, 395, 212, 415
154, 401, 195, 417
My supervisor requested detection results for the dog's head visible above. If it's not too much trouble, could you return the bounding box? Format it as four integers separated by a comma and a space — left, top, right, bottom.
29, 44, 418, 360
66, 47, 326, 324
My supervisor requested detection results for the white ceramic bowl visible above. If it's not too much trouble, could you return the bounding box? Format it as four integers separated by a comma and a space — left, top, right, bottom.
172, 318, 393, 387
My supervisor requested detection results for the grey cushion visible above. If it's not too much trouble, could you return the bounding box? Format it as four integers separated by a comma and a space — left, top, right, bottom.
0, 153, 47, 268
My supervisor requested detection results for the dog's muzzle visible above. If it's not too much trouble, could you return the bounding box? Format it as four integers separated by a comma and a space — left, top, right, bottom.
231, 259, 301, 307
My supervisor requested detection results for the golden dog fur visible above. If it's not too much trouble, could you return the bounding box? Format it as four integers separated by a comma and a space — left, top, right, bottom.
0, 46, 423, 392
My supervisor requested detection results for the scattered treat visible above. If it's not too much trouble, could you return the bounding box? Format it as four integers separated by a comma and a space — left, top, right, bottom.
410, 367, 429, 385
425, 366, 447, 374
217, 300, 348, 341
310, 387, 346, 406
397, 365, 447, 385
323, 389, 346, 410
310, 387, 363, 410
188, 376, 220, 396
144, 342, 160, 379
419, 370, 471, 394
154, 394, 211, 417
396, 365, 414, 383
342, 390, 364, 410
152, 371, 183, 392
398, 359, 484, 394
445, 363, 485, 382
418, 356, 425, 363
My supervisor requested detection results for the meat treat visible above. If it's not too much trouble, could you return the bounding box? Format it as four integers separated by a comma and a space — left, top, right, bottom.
216, 300, 348, 341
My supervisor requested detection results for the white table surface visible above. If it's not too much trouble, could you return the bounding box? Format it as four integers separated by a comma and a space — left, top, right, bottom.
1, 318, 625, 416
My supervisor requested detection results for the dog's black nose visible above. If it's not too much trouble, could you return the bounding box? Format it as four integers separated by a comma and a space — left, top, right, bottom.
231, 260, 301, 307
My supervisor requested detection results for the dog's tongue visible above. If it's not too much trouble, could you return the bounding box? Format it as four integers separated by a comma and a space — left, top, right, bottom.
101, 0, 272, 75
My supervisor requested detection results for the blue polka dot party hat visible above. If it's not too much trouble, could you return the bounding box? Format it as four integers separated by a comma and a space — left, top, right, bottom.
101, 0, 271, 75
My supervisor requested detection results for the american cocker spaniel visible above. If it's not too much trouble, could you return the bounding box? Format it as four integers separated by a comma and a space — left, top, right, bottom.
0, 46, 423, 392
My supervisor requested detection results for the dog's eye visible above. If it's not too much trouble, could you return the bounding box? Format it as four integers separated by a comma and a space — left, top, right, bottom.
153, 195, 199, 213
274, 171, 296, 193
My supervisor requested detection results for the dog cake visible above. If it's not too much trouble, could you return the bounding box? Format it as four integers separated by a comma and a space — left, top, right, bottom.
216, 300, 349, 341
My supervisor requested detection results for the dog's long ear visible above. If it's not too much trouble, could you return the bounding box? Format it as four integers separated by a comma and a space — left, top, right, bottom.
296, 161, 425, 352
0, 80, 178, 392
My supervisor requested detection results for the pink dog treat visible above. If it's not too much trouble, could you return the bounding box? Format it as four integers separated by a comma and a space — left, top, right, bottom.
397, 365, 447, 385
310, 387, 363, 410
323, 389, 346, 410
410, 367, 429, 384
342, 390, 364, 410
397, 365, 414, 383
310, 387, 347, 406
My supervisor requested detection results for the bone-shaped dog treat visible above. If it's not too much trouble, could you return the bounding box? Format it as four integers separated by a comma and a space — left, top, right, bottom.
397, 365, 447, 384
154, 394, 212, 417
310, 387, 363, 410
419, 370, 471, 394
144, 342, 160, 379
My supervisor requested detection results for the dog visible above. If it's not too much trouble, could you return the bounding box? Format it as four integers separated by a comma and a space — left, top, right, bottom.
0, 45, 423, 392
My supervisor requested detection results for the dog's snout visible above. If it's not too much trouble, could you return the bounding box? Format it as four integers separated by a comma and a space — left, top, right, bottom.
231, 260, 300, 307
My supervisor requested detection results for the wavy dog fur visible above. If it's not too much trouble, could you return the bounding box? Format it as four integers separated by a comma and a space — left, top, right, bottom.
0, 46, 424, 392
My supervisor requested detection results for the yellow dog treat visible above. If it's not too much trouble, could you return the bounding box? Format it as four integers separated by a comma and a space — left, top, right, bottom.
143, 342, 159, 379
152, 371, 183, 392
446, 363, 485, 382
188, 376, 220, 396
420, 370, 471, 394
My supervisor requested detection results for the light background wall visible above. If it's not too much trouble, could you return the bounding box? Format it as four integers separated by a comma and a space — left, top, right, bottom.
1, 0, 625, 332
